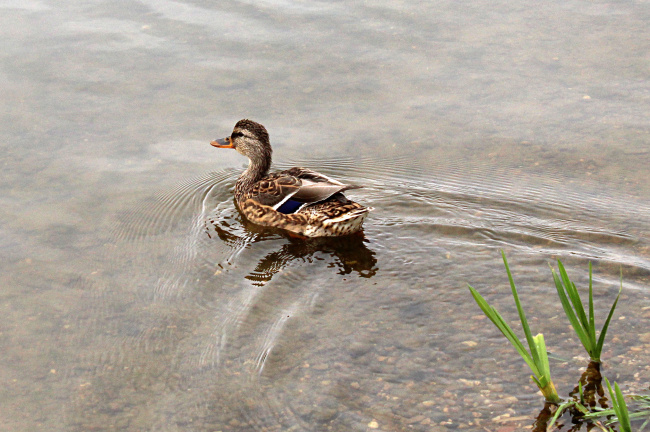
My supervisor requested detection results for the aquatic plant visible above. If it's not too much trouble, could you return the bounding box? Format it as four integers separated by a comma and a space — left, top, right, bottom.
605, 379, 631, 432
581, 392, 650, 431
468, 251, 561, 404
470, 252, 650, 431
546, 394, 590, 432
551, 261, 621, 363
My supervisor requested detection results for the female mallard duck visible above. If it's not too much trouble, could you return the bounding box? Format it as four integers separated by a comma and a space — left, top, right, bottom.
210, 119, 371, 237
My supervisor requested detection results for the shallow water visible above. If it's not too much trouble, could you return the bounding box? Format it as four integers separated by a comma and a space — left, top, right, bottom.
1, 1, 649, 431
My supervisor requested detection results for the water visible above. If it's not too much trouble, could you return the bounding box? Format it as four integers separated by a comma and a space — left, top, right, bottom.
1, 1, 649, 431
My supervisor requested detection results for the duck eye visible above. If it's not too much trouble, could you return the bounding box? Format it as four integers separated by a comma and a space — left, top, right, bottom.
231, 131, 244, 139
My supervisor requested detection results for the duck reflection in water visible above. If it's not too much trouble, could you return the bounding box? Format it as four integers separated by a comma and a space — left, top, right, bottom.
205, 206, 377, 286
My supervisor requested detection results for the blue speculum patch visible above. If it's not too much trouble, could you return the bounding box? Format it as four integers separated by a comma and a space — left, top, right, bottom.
276, 199, 304, 214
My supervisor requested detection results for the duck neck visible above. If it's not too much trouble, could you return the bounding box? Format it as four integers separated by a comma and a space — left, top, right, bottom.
235, 155, 271, 200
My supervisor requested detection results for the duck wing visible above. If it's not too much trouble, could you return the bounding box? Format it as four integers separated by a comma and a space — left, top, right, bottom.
242, 173, 302, 208
280, 167, 362, 204
243, 168, 362, 215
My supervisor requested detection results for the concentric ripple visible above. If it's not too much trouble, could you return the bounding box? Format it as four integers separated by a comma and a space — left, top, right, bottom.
80, 152, 650, 431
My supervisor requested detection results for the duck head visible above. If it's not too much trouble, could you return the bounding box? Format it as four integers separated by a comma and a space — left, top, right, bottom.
211, 119, 272, 167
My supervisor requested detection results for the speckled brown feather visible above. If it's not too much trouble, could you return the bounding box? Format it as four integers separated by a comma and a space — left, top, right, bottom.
238, 194, 370, 237
238, 173, 301, 207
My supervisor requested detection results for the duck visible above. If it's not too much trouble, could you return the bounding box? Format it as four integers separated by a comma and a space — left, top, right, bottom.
210, 119, 371, 237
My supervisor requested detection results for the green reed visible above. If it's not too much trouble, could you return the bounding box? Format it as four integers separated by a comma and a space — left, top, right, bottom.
468, 251, 561, 403
551, 261, 621, 363
605, 379, 631, 432
470, 252, 648, 430
582, 392, 650, 431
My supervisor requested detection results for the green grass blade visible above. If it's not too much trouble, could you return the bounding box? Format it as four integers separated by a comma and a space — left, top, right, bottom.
469, 253, 561, 403
595, 285, 621, 360
551, 267, 593, 354
547, 401, 575, 431
582, 408, 615, 420
501, 251, 539, 361
552, 260, 621, 362
468, 284, 538, 374
605, 379, 631, 432
573, 402, 590, 415
588, 262, 595, 344
615, 382, 631, 431
557, 261, 592, 341
605, 379, 620, 417
532, 334, 561, 403
533, 334, 551, 387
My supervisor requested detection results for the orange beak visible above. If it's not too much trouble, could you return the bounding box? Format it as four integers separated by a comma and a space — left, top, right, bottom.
210, 137, 235, 148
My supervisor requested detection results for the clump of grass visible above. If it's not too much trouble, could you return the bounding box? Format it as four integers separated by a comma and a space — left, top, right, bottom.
582, 392, 650, 431
604, 379, 632, 432
468, 251, 561, 404
471, 252, 646, 431
546, 392, 591, 432
551, 261, 621, 363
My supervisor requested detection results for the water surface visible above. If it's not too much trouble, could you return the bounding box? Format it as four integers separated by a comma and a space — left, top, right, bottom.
1, 1, 649, 431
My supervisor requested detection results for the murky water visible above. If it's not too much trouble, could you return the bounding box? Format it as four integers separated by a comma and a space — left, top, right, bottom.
1, 1, 649, 431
